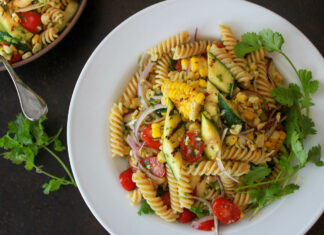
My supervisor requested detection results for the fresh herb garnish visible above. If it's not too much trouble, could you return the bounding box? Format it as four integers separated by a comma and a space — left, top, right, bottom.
190, 206, 210, 218
243, 165, 271, 185
0, 114, 76, 194
169, 58, 178, 71
138, 200, 154, 215
234, 29, 322, 214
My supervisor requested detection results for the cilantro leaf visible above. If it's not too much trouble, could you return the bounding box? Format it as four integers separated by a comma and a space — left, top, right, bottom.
300, 96, 314, 109
298, 69, 319, 95
42, 178, 65, 195
307, 145, 323, 166
243, 165, 271, 185
279, 155, 290, 173
300, 115, 316, 138
190, 206, 210, 218
258, 29, 284, 52
270, 83, 301, 107
54, 139, 66, 152
291, 131, 307, 166
234, 32, 261, 58
138, 200, 154, 215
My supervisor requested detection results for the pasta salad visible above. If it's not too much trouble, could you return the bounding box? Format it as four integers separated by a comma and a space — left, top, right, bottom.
109, 25, 322, 232
0, 0, 78, 62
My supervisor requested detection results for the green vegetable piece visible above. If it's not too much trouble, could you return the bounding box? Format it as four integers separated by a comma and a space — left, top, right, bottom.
243, 165, 271, 185
138, 200, 155, 215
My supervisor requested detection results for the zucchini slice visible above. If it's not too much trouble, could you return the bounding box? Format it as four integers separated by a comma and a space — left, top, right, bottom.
162, 98, 183, 181
201, 113, 221, 160
218, 93, 244, 128
208, 52, 234, 95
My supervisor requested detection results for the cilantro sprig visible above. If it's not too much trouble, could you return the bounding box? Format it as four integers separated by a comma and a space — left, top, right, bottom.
0, 114, 76, 194
234, 29, 322, 214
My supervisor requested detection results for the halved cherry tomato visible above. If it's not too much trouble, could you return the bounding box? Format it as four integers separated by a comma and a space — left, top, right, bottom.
176, 59, 182, 72
161, 191, 171, 208
217, 44, 225, 48
192, 219, 214, 231
212, 198, 241, 224
18, 11, 42, 34
178, 208, 196, 223
144, 156, 165, 177
141, 124, 161, 150
119, 168, 136, 191
180, 132, 203, 163
9, 53, 22, 62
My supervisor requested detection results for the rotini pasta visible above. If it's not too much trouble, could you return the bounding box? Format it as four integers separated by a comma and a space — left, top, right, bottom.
166, 165, 183, 213
128, 189, 143, 206
172, 40, 210, 60
178, 168, 194, 209
132, 170, 177, 222
233, 192, 251, 210
221, 145, 271, 164
147, 31, 191, 61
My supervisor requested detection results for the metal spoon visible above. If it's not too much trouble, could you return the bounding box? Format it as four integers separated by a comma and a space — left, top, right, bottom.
0, 56, 48, 121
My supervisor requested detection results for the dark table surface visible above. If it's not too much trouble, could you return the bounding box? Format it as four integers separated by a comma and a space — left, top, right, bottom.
0, 0, 323, 234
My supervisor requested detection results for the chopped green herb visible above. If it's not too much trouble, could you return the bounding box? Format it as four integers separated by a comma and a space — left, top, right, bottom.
138, 200, 154, 215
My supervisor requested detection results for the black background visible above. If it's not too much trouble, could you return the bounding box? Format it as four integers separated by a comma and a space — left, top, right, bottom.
0, 0, 323, 234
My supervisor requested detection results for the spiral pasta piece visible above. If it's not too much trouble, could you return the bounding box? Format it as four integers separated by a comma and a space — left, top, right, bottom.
221, 145, 271, 164
61, 0, 71, 7
155, 54, 172, 83
220, 174, 237, 199
172, 40, 210, 60
132, 170, 177, 222
185, 160, 250, 177
219, 24, 247, 70
120, 72, 139, 108
166, 165, 183, 213
233, 192, 251, 210
148, 31, 191, 61
40, 27, 58, 45
247, 48, 267, 70
267, 164, 281, 181
109, 102, 127, 157
45, 7, 64, 24
209, 44, 252, 85
128, 189, 142, 206
255, 59, 276, 109
178, 168, 194, 209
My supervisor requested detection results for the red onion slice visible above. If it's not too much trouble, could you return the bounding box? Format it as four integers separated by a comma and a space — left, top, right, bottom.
216, 155, 239, 183
134, 104, 165, 141
194, 27, 199, 41
137, 62, 154, 107
266, 58, 277, 88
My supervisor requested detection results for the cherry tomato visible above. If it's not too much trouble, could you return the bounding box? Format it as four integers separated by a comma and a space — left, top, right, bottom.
217, 44, 225, 48
119, 168, 136, 191
192, 219, 214, 231
176, 59, 182, 72
9, 53, 22, 62
160, 191, 171, 208
144, 156, 165, 177
212, 198, 241, 224
18, 11, 42, 33
141, 124, 161, 150
178, 208, 196, 223
180, 132, 203, 163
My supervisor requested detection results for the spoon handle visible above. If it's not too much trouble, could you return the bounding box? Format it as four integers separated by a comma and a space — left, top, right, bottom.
1, 56, 48, 121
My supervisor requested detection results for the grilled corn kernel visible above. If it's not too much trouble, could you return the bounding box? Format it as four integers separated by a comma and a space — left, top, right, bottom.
243, 110, 255, 120
181, 59, 189, 70
199, 79, 207, 88
157, 151, 166, 163
230, 124, 242, 135
265, 141, 272, 148
240, 212, 245, 219
151, 122, 163, 138
188, 122, 200, 133
246, 133, 254, 140
236, 92, 248, 104
32, 34, 40, 45
191, 57, 200, 72
207, 45, 211, 51
279, 131, 287, 140
226, 135, 238, 146
130, 97, 140, 109
199, 67, 208, 77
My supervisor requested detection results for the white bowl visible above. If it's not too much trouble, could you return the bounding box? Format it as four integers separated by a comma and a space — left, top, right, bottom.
67, 0, 324, 234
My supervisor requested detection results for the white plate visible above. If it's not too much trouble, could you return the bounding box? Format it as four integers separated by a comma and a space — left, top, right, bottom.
67, 0, 324, 234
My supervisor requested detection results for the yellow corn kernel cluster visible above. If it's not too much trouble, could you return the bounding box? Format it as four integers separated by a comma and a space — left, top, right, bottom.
181, 59, 190, 70
162, 81, 205, 120
190, 56, 208, 77
151, 121, 164, 138
157, 151, 166, 163
32, 34, 40, 45
226, 135, 238, 146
